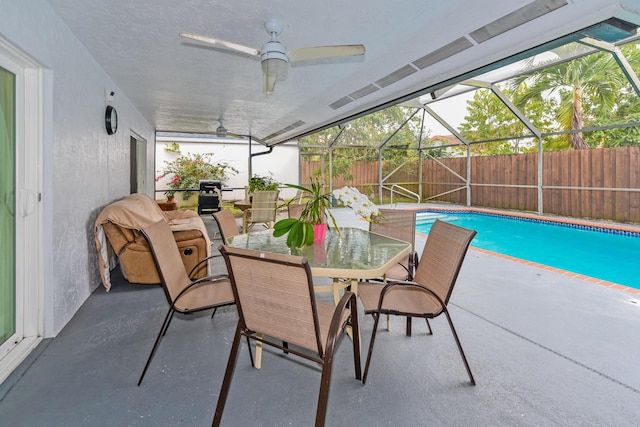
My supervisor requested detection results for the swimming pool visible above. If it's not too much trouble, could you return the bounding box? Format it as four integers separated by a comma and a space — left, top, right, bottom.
416, 210, 640, 290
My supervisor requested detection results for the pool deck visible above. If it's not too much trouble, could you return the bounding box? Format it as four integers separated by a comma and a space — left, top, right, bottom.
1, 206, 639, 426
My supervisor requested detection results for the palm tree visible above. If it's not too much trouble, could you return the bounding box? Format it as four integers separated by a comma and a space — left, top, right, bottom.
510, 48, 624, 149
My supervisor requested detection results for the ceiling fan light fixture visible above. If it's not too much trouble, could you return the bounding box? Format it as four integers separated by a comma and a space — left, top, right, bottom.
261, 45, 288, 73
261, 48, 288, 94
261, 56, 288, 76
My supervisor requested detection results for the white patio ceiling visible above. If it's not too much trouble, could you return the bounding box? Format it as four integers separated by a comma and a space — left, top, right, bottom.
47, 0, 640, 145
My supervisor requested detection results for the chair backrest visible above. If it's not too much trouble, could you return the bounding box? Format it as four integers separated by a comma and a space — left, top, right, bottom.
213, 209, 240, 242
249, 190, 279, 222
288, 203, 306, 219
219, 245, 324, 355
413, 219, 477, 305
293, 189, 306, 204
370, 208, 416, 250
141, 220, 193, 304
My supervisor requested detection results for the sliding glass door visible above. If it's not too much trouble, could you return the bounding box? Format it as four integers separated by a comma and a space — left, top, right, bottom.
0, 65, 16, 352
0, 42, 41, 383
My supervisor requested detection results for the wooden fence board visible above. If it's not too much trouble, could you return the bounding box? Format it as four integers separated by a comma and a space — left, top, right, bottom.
602, 149, 615, 219
630, 147, 640, 222
614, 148, 629, 222
590, 149, 604, 219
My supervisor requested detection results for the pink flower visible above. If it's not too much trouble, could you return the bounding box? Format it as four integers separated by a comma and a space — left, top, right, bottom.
172, 175, 181, 184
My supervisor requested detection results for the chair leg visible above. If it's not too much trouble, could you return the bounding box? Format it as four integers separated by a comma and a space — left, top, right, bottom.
350, 299, 362, 381
138, 307, 173, 386
211, 307, 217, 319
442, 307, 475, 385
161, 310, 175, 336
425, 319, 433, 335
405, 317, 412, 336
246, 336, 254, 367
212, 322, 243, 427
362, 312, 381, 385
316, 360, 334, 427
315, 295, 360, 427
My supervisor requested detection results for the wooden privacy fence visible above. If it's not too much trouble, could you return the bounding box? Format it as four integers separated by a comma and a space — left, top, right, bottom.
301, 146, 640, 223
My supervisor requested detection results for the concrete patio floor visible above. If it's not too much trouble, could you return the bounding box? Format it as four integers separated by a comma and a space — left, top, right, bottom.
1, 207, 639, 426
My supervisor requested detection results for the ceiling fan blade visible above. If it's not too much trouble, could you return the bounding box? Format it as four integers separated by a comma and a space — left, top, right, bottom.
287, 45, 365, 62
179, 33, 260, 57
226, 131, 247, 139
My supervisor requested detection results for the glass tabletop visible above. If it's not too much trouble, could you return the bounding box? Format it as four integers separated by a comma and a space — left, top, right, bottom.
226, 227, 411, 279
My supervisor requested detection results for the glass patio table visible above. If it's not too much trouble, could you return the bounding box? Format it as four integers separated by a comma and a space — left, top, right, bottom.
226, 227, 412, 303
226, 227, 411, 367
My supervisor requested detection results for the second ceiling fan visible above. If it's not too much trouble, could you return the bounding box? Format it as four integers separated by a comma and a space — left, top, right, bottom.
180, 20, 365, 95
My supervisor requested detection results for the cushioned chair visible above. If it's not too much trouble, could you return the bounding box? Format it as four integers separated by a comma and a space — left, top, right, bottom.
95, 193, 210, 289
358, 219, 477, 385
137, 220, 235, 386
242, 190, 279, 233
213, 245, 361, 427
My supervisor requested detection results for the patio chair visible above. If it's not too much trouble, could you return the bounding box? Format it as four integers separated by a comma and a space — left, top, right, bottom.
213, 208, 240, 243
358, 219, 477, 385
137, 220, 235, 386
288, 202, 306, 219
370, 208, 418, 281
369, 208, 419, 335
242, 190, 279, 233
213, 245, 362, 427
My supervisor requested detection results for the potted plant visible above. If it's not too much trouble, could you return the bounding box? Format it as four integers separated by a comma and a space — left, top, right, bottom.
273, 178, 340, 248
248, 173, 279, 195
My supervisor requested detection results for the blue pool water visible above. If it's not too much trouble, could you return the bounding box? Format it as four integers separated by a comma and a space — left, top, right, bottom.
416, 211, 640, 290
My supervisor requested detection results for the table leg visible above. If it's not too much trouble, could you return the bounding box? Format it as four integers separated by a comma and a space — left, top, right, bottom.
342, 279, 361, 349
254, 334, 263, 369
332, 278, 341, 305
242, 211, 248, 233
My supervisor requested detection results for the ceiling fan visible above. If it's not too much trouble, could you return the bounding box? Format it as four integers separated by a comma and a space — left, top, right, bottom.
215, 119, 244, 139
180, 20, 365, 95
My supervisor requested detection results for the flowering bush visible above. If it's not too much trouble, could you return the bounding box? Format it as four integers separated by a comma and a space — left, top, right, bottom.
332, 186, 380, 222
155, 144, 237, 198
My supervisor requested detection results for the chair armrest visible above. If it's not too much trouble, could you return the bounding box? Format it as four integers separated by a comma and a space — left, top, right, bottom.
187, 253, 223, 279
170, 274, 230, 309
379, 281, 446, 313
326, 292, 358, 348
326, 291, 361, 381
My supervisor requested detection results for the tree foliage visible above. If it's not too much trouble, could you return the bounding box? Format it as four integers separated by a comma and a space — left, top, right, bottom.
458, 85, 555, 155
509, 46, 637, 149
298, 106, 422, 180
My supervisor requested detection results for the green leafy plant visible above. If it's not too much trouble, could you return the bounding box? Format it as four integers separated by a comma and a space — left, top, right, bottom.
156, 144, 237, 198
248, 173, 279, 194
273, 178, 340, 248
